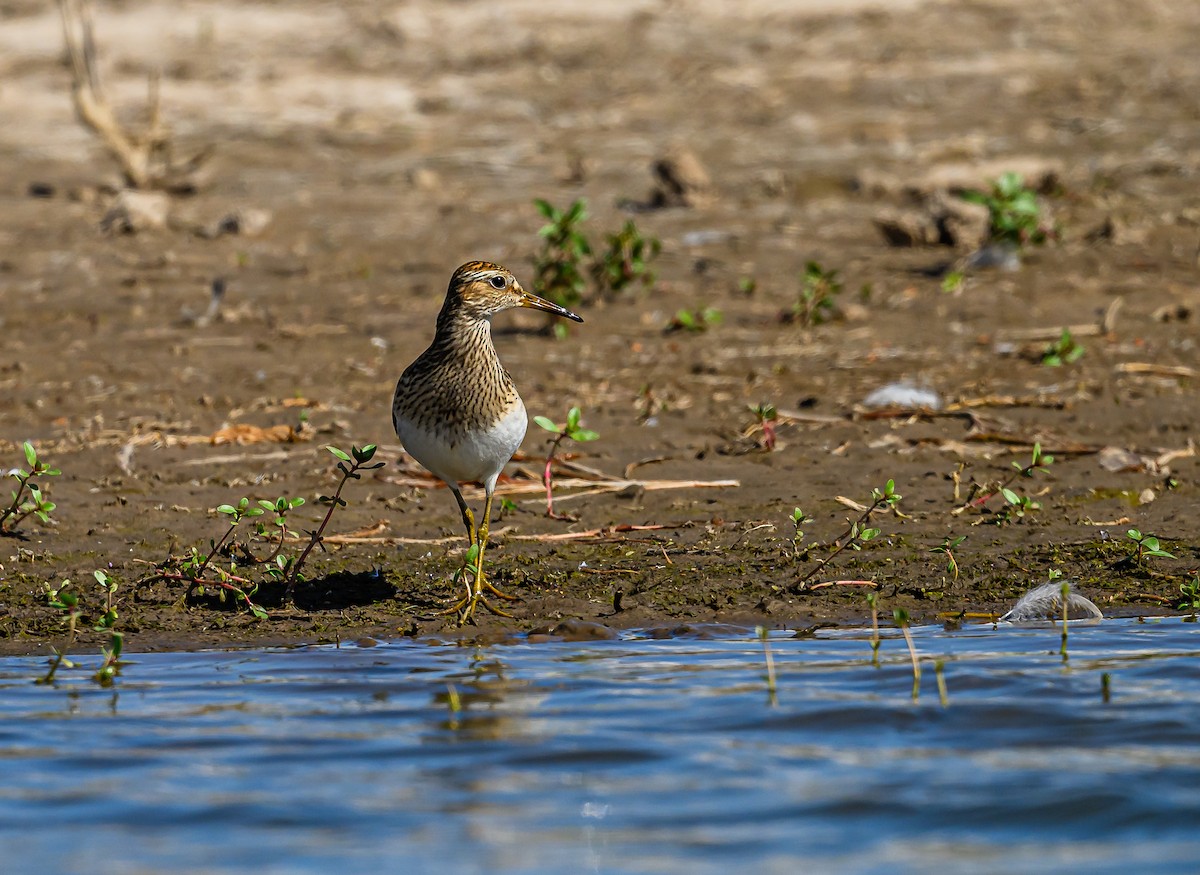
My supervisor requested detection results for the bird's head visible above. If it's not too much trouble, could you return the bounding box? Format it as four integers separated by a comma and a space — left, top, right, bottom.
443, 261, 584, 324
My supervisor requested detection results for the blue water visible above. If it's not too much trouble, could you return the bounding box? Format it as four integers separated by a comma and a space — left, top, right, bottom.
2, 617, 1199, 874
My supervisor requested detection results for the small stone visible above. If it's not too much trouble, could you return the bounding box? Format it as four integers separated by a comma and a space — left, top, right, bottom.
650, 146, 713, 208
100, 189, 170, 234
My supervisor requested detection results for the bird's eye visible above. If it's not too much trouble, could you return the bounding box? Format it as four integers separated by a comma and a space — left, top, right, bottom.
489, 275, 507, 290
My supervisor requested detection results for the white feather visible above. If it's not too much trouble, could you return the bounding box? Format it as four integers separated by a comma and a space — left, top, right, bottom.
1000, 581, 1103, 623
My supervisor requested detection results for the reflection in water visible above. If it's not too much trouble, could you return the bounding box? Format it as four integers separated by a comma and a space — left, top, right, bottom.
2, 617, 1200, 874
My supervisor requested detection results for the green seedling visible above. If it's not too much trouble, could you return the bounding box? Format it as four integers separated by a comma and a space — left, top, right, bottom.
144, 444, 382, 616
934, 659, 949, 707
955, 442, 1053, 519
533, 198, 590, 333
37, 580, 81, 684
999, 487, 1041, 522
593, 219, 660, 295
1041, 329, 1085, 366
790, 507, 814, 562
941, 270, 966, 294
866, 591, 881, 666
37, 571, 124, 686
893, 607, 921, 701
2, 441, 60, 534
960, 171, 1057, 248
534, 407, 599, 519
285, 444, 384, 598
1179, 575, 1200, 614
1126, 528, 1175, 564
1059, 580, 1070, 663
794, 480, 901, 591
756, 625, 778, 706
930, 535, 965, 581
738, 277, 757, 296
789, 261, 842, 327
750, 403, 778, 451
667, 306, 722, 333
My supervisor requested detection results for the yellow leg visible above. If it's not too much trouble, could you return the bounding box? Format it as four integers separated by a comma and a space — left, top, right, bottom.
450, 487, 477, 547
441, 489, 521, 624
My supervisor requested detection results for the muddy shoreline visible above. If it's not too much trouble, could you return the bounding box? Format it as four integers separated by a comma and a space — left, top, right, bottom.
2, 0, 1198, 657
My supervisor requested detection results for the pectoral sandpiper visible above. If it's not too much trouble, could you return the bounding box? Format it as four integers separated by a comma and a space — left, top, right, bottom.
392, 261, 583, 623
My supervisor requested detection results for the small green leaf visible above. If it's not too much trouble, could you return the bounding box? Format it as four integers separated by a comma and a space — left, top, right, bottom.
217, 504, 236, 515
533, 416, 561, 433
327, 446, 352, 462
572, 428, 599, 443
23, 441, 37, 468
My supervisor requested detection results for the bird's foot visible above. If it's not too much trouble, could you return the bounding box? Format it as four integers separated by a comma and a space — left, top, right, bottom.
441, 592, 516, 625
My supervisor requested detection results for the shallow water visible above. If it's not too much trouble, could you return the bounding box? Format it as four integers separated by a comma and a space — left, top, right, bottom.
3, 617, 1199, 874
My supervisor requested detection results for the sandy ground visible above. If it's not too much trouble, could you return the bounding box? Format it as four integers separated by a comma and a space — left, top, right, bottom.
1, 0, 1198, 655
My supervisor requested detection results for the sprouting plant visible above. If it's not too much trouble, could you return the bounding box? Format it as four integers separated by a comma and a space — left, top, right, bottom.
930, 535, 965, 581
593, 219, 660, 295
667, 306, 722, 333
756, 626, 778, 706
960, 172, 1057, 248
893, 607, 921, 701
789, 507, 813, 561
532, 198, 591, 326
738, 277, 757, 296
750, 403, 778, 451
866, 591, 881, 666
37, 580, 81, 684
941, 270, 965, 294
1042, 329, 1085, 366
142, 444, 382, 616
934, 659, 949, 707
1059, 580, 1070, 663
2, 441, 60, 534
91, 569, 123, 687
284, 444, 384, 598
794, 480, 901, 591
789, 261, 842, 327
998, 488, 1041, 522
36, 571, 124, 687
533, 407, 599, 519
1126, 528, 1175, 565
1179, 576, 1200, 614
954, 442, 1053, 519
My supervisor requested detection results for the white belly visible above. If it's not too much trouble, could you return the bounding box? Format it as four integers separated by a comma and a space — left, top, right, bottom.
396, 399, 527, 492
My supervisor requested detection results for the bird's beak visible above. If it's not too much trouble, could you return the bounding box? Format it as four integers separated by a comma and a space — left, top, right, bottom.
517, 290, 584, 323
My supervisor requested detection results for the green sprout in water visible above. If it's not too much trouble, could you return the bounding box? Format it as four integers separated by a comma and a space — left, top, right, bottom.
893, 607, 921, 701
2, 441, 60, 534
756, 625, 778, 706
866, 591, 881, 666
37, 570, 124, 687
534, 407, 599, 519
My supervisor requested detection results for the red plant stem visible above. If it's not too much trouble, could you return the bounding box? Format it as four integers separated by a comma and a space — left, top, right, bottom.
543, 434, 566, 517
